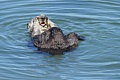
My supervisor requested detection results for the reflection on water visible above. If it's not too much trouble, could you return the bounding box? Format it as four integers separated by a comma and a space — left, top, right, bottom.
0, 0, 120, 80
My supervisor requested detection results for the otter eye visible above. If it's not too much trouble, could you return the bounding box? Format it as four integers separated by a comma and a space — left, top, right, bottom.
41, 17, 44, 19
37, 17, 40, 20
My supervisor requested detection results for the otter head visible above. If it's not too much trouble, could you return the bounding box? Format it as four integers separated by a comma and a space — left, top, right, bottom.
37, 14, 48, 27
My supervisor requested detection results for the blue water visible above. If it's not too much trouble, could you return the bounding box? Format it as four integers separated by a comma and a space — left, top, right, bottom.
0, 0, 120, 80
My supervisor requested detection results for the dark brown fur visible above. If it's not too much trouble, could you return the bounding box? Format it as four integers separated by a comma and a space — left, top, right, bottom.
33, 27, 84, 55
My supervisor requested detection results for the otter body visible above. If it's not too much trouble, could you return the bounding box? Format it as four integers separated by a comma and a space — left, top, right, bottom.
27, 14, 85, 55
33, 27, 84, 55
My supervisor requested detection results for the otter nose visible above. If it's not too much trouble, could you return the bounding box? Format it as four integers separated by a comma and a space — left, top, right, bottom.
41, 22, 45, 24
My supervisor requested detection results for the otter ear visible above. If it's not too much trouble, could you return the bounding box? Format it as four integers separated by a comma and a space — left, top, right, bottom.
37, 17, 40, 20
46, 16, 48, 20
36, 17, 41, 22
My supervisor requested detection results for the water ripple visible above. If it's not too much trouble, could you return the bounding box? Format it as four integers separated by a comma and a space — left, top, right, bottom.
0, 0, 120, 80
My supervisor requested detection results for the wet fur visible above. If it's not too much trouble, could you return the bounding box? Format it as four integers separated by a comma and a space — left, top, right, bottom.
27, 15, 85, 55
33, 27, 84, 55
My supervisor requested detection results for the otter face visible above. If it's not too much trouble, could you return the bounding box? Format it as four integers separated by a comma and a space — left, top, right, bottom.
37, 14, 48, 27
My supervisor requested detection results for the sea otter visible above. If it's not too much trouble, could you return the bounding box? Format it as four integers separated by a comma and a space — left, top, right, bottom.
27, 14, 85, 55
33, 27, 84, 55
27, 14, 58, 37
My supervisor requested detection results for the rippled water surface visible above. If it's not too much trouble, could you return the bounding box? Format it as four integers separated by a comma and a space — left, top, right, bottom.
0, 0, 120, 80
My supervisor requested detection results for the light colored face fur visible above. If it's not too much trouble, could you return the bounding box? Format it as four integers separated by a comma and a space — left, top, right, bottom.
37, 14, 48, 27
27, 14, 58, 37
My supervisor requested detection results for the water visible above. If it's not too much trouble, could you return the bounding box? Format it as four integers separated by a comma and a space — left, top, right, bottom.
0, 0, 120, 80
